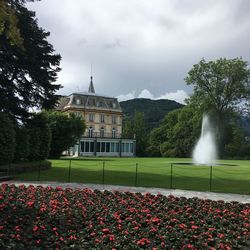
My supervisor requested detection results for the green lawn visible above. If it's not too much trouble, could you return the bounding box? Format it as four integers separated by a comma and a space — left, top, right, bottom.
15, 158, 250, 195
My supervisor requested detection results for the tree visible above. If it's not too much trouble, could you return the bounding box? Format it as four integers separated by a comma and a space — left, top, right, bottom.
185, 58, 250, 116
149, 106, 202, 157
14, 125, 29, 161
0, 112, 15, 165
27, 112, 51, 161
0, 0, 61, 121
46, 111, 85, 158
123, 111, 148, 156
0, 0, 23, 47
185, 58, 250, 154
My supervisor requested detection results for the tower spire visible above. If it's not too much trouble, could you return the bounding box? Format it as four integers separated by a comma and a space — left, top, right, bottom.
88, 64, 95, 93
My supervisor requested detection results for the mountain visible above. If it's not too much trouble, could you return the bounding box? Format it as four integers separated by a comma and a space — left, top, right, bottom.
120, 98, 183, 130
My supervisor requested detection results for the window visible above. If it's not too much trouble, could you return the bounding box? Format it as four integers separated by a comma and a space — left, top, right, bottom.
115, 143, 120, 152
111, 142, 115, 152
90, 142, 94, 152
89, 113, 94, 122
80, 141, 94, 152
85, 141, 90, 152
80, 142, 85, 152
100, 114, 105, 123
130, 143, 134, 153
112, 115, 116, 124
76, 98, 80, 105
106, 142, 110, 152
100, 127, 105, 138
112, 128, 116, 138
101, 142, 105, 152
88, 127, 93, 137
97, 142, 101, 152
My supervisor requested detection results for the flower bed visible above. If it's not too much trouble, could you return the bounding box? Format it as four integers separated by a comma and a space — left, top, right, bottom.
0, 184, 249, 249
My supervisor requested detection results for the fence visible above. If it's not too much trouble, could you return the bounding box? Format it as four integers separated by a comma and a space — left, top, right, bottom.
5, 160, 250, 194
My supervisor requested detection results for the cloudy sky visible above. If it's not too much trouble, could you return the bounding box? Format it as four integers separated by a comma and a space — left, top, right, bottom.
27, 0, 250, 104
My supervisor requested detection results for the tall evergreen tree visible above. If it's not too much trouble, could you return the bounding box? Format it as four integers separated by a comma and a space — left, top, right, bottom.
0, 0, 61, 121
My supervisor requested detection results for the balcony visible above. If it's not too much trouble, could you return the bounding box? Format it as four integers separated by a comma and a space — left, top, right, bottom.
83, 132, 122, 139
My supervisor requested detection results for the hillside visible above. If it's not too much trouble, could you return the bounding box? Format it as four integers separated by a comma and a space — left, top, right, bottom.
120, 98, 183, 130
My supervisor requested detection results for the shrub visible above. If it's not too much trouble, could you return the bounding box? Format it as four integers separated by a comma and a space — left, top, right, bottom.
12, 160, 51, 174
0, 113, 15, 165
27, 113, 51, 161
14, 126, 30, 161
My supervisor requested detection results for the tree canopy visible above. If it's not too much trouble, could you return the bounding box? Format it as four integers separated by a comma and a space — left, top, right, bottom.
0, 0, 61, 121
149, 106, 202, 157
46, 111, 86, 158
185, 58, 250, 117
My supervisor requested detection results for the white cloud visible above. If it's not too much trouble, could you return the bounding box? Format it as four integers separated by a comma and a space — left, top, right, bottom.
116, 89, 189, 104
116, 90, 136, 102
158, 90, 189, 104
138, 89, 154, 99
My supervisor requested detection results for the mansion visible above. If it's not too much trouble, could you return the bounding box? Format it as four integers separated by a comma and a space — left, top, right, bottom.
56, 76, 136, 157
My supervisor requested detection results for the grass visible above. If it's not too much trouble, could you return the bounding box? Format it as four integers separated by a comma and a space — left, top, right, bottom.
15, 157, 250, 195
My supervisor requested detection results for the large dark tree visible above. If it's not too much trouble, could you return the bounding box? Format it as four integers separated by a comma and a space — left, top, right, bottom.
0, 0, 61, 121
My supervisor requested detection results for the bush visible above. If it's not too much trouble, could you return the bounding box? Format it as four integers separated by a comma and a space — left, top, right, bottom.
0, 113, 15, 165
27, 113, 51, 161
14, 126, 30, 161
11, 160, 51, 174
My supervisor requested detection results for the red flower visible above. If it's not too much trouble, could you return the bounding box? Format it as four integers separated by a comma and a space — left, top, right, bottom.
26, 201, 34, 207
102, 228, 110, 234
179, 223, 187, 229
137, 238, 150, 246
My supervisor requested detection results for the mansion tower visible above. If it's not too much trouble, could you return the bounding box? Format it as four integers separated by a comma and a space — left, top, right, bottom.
56, 77, 136, 157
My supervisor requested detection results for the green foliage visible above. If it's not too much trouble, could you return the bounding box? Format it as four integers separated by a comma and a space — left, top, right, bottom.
0, 0, 23, 47
149, 106, 202, 157
224, 125, 250, 158
46, 111, 85, 158
120, 98, 183, 130
27, 113, 51, 161
0, 0, 61, 121
13, 160, 51, 174
185, 58, 250, 116
123, 111, 148, 156
14, 126, 29, 161
0, 112, 15, 165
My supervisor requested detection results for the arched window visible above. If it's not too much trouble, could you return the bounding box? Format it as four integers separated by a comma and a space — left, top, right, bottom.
112, 128, 116, 138
100, 127, 105, 138
88, 127, 93, 137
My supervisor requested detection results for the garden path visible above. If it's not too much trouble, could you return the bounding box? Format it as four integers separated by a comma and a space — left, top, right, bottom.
3, 181, 250, 204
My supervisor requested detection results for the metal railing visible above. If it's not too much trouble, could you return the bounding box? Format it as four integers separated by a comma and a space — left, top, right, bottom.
8, 160, 250, 195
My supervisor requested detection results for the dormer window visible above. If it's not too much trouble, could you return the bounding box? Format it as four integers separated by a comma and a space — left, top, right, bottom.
112, 102, 117, 108
76, 98, 80, 105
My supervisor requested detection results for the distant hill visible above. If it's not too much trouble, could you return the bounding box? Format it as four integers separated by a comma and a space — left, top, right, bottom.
120, 98, 183, 130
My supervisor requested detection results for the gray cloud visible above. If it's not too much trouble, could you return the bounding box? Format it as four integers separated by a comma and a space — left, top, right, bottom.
27, 0, 250, 102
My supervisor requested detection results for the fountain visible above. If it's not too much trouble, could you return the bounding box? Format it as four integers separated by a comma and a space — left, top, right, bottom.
171, 113, 237, 168
193, 115, 217, 165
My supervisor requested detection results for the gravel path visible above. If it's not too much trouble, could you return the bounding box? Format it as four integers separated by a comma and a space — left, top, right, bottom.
3, 180, 250, 204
